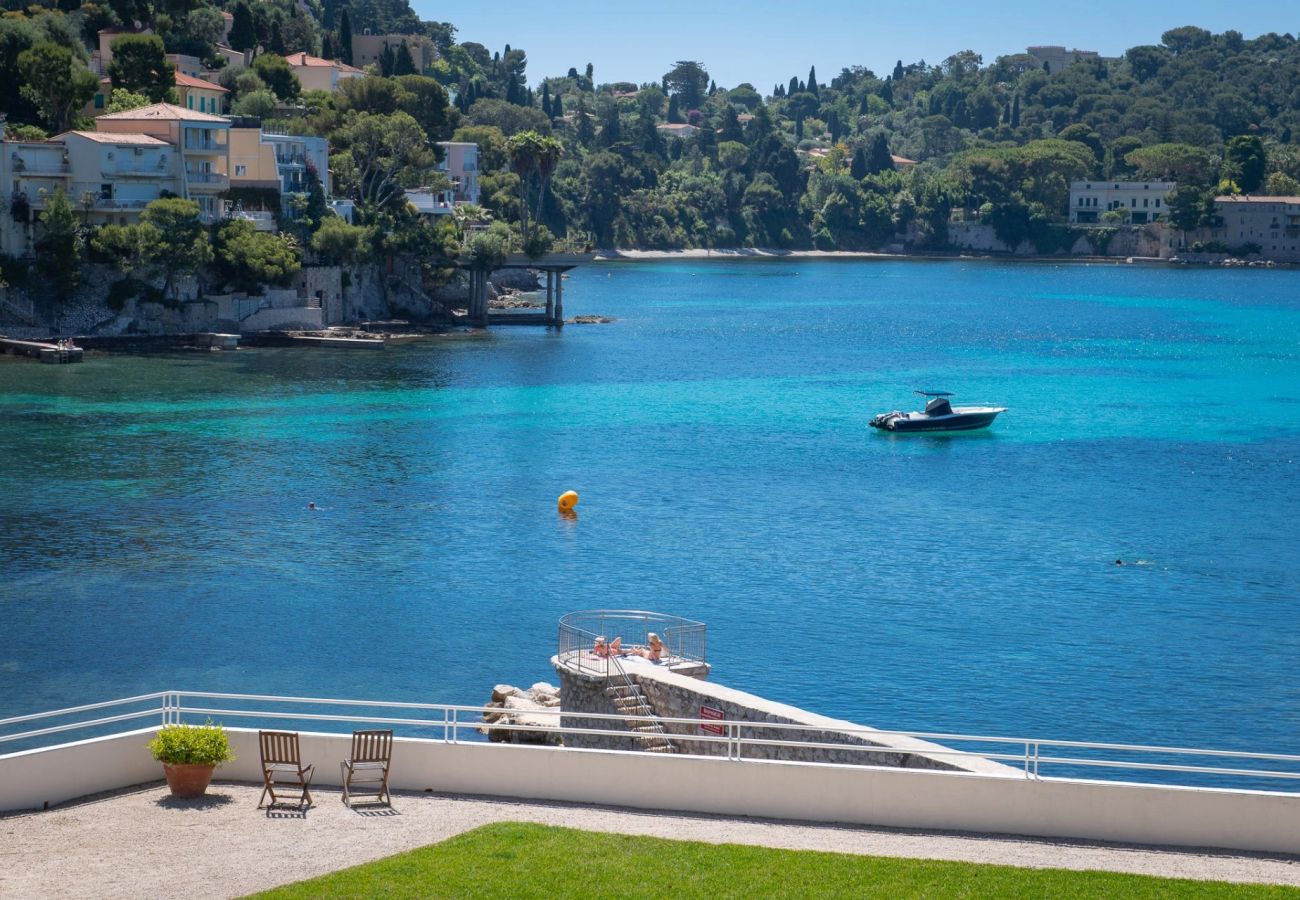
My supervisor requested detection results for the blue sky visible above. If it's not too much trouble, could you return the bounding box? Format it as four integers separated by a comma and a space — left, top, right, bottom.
414, 0, 1299, 90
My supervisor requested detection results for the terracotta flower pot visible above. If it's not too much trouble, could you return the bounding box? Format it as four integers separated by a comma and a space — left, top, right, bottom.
162, 762, 216, 798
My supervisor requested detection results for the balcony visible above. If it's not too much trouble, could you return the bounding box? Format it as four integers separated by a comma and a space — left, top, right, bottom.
185, 171, 229, 191
183, 138, 225, 154
10, 155, 70, 176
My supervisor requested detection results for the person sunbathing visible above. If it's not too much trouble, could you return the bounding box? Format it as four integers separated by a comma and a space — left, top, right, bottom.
633, 632, 666, 662
593, 636, 623, 658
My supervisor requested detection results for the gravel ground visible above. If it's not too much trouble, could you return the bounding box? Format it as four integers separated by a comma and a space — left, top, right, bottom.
2, 781, 1298, 898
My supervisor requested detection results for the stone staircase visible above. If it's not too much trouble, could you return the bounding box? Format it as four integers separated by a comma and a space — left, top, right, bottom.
604, 681, 675, 754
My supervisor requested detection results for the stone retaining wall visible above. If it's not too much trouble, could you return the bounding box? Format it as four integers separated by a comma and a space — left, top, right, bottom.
553, 657, 1013, 774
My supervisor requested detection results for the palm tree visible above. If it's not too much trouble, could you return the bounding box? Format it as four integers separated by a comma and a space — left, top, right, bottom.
506, 131, 562, 244
451, 203, 490, 243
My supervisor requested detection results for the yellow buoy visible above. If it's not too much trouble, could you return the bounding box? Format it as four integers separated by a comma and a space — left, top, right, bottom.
557, 490, 580, 512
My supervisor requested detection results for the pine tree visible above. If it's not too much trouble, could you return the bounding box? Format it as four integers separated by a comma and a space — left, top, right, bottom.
808, 65, 818, 97
338, 9, 353, 65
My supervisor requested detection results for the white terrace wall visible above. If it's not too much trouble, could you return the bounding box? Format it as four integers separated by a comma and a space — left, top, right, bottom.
4, 727, 1299, 855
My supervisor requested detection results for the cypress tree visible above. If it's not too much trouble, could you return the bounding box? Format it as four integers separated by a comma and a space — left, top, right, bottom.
1010, 93, 1020, 127
826, 108, 840, 141
339, 9, 353, 65
808, 65, 818, 97
322, 0, 339, 28
720, 105, 744, 142
321, 31, 334, 59
859, 93, 870, 115
269, 20, 285, 55
880, 78, 893, 107
787, 75, 799, 97
541, 82, 551, 115
228, 2, 256, 53
708, 79, 716, 96
667, 93, 681, 123
380, 43, 395, 76
394, 40, 416, 75
892, 59, 904, 80
850, 146, 868, 179
867, 132, 894, 174
552, 93, 563, 118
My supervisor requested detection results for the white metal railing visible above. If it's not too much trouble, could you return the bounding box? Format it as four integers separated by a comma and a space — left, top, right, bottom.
2, 691, 1299, 793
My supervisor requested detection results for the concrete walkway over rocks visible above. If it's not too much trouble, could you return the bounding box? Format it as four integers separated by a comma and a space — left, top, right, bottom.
2, 782, 1298, 898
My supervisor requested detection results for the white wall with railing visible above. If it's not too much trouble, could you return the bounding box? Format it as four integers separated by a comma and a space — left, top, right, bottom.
2, 691, 1298, 855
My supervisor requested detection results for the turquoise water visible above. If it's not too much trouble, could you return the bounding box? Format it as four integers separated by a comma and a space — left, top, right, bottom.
2, 259, 1298, 761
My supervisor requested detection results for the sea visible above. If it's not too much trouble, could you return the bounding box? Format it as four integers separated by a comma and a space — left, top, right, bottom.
2, 258, 1298, 769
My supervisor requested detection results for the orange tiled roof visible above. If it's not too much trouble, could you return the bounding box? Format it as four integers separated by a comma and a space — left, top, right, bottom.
175, 71, 228, 92
282, 52, 365, 74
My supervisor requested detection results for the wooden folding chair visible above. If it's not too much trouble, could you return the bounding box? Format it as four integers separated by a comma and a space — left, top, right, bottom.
340, 729, 393, 807
258, 731, 315, 808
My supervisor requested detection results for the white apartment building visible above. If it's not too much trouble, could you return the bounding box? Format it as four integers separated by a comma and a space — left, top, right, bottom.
1210, 196, 1300, 261
1070, 181, 1175, 225
94, 103, 231, 222
1, 132, 179, 256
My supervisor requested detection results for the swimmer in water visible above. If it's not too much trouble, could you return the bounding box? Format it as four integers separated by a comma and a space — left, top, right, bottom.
1115, 559, 1124, 566
308, 502, 317, 510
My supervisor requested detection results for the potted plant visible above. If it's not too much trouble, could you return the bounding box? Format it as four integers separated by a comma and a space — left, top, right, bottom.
148, 721, 234, 798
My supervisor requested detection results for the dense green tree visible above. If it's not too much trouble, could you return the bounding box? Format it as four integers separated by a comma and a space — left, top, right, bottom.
105, 87, 153, 114
107, 34, 174, 103
213, 219, 301, 292
663, 60, 709, 111
18, 42, 96, 133
311, 214, 370, 263
807, 65, 818, 97
227, 1, 256, 52
1125, 143, 1216, 184
252, 53, 300, 101
35, 186, 81, 298
1222, 135, 1266, 193
92, 221, 162, 274
331, 110, 434, 210
138, 198, 211, 298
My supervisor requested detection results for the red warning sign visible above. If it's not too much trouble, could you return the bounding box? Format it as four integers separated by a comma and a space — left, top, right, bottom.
699, 705, 726, 736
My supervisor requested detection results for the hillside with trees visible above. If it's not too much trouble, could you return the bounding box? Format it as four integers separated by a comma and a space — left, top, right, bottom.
5, 0, 1300, 292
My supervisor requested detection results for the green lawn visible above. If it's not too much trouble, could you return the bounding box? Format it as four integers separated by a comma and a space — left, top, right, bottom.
252, 822, 1299, 899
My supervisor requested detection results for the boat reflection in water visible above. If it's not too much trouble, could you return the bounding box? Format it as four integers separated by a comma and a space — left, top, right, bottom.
870, 391, 1006, 433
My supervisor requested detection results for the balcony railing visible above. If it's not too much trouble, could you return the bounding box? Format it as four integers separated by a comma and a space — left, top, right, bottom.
183, 139, 223, 152
185, 172, 229, 189
3, 690, 1300, 793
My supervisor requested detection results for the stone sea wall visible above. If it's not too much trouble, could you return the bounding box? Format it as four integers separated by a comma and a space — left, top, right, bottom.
553, 659, 1007, 773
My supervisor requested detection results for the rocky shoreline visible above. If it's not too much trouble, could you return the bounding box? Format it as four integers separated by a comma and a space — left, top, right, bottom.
480, 682, 562, 745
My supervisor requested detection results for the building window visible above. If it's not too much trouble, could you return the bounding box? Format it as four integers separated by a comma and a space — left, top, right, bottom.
235, 165, 246, 176
188, 95, 194, 108
100, 183, 112, 200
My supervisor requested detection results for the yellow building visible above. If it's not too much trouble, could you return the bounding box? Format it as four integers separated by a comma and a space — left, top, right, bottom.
175, 72, 228, 115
